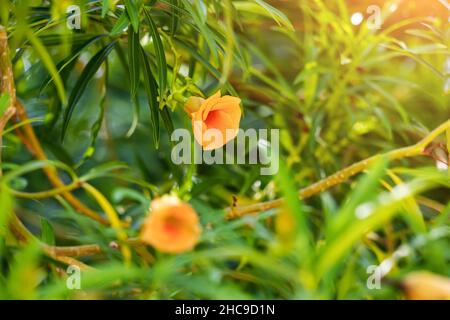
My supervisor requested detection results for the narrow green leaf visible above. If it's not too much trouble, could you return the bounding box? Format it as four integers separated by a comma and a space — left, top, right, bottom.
0, 184, 13, 239
27, 30, 66, 103
174, 39, 237, 95
181, 0, 218, 63
41, 35, 107, 92
160, 106, 174, 137
101, 0, 109, 17
80, 63, 109, 164
0, 93, 10, 117
124, 0, 140, 33
170, 0, 180, 35
144, 8, 167, 106
128, 29, 140, 98
37, 34, 98, 47
40, 217, 55, 246
277, 158, 312, 258
233, 1, 294, 31
61, 41, 117, 140
140, 47, 160, 147
110, 12, 129, 36
327, 158, 388, 240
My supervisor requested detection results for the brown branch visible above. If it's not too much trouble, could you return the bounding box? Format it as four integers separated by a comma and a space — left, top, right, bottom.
8, 214, 92, 270
225, 119, 450, 219
9, 211, 141, 261
0, 25, 108, 225
14, 100, 109, 224
0, 26, 16, 176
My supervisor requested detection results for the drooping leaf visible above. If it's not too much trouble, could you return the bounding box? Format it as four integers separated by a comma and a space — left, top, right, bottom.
128, 29, 140, 98
79, 63, 109, 164
173, 38, 237, 95
101, 0, 109, 17
40, 217, 55, 246
0, 93, 10, 117
27, 30, 66, 103
233, 1, 294, 31
180, 0, 218, 63
110, 11, 129, 36
40, 35, 107, 92
277, 158, 312, 258
169, 0, 180, 35
123, 0, 140, 33
61, 41, 117, 140
140, 47, 160, 147
144, 8, 167, 106
160, 105, 174, 137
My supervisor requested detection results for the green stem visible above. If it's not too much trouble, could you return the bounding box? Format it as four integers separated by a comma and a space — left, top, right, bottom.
11, 180, 83, 199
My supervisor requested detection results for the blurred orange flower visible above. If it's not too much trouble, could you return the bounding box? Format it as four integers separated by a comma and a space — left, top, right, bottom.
140, 195, 201, 253
401, 271, 450, 300
185, 91, 241, 150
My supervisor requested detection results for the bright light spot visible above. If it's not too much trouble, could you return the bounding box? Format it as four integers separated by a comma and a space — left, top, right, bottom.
340, 54, 352, 65
391, 184, 410, 200
258, 138, 270, 149
445, 58, 450, 74
356, 203, 374, 219
444, 78, 450, 95
351, 12, 364, 26
389, 3, 398, 12
252, 180, 262, 192
436, 160, 448, 171
179, 64, 189, 77
378, 260, 393, 276
140, 34, 150, 46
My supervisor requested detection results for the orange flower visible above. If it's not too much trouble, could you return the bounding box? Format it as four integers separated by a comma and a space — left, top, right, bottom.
140, 195, 201, 253
184, 91, 241, 150
401, 271, 450, 300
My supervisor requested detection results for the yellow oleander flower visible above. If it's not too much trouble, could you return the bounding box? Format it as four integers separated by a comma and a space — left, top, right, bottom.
140, 195, 201, 254
185, 91, 241, 150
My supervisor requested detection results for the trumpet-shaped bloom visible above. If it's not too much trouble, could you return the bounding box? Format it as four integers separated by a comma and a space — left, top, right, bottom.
185, 91, 241, 150
140, 196, 201, 253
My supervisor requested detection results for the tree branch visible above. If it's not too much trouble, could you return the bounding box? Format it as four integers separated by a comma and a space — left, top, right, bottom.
0, 26, 16, 176
225, 120, 450, 219
0, 25, 108, 225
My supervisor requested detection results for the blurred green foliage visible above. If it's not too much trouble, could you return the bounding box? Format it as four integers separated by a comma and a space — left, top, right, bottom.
0, 0, 449, 299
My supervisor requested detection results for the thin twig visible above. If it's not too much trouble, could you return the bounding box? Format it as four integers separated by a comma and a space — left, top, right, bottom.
225, 120, 450, 219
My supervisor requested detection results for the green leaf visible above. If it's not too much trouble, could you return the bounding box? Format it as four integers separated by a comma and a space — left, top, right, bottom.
80, 66, 109, 164
234, 1, 294, 31
101, 0, 109, 17
316, 174, 444, 279
6, 240, 42, 299
180, 0, 218, 63
0, 184, 13, 239
41, 35, 107, 92
40, 217, 55, 246
128, 29, 140, 98
110, 12, 129, 36
140, 47, 160, 147
160, 106, 174, 137
277, 158, 312, 258
27, 30, 66, 104
169, 0, 180, 35
124, 0, 140, 33
173, 39, 237, 95
144, 8, 167, 106
61, 41, 117, 141
0, 93, 10, 117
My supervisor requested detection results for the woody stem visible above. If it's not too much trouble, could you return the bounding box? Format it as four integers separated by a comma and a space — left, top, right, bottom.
225, 119, 450, 219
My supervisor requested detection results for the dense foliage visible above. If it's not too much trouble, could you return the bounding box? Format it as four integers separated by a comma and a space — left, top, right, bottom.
0, 0, 449, 299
